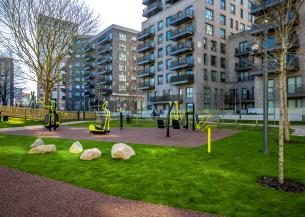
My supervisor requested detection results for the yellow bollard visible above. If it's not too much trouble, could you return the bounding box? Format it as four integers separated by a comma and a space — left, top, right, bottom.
208, 127, 211, 153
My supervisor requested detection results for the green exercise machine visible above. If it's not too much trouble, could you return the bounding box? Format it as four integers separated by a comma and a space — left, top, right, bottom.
89, 101, 110, 134
44, 99, 60, 131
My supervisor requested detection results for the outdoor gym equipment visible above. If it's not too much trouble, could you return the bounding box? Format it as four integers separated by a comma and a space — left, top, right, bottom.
89, 101, 110, 134
44, 99, 60, 131
195, 114, 212, 130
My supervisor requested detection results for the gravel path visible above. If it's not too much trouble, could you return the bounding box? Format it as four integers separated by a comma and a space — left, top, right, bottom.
0, 167, 218, 217
0, 126, 237, 147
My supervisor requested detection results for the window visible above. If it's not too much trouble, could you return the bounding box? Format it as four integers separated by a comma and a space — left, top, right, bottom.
166, 30, 172, 41
119, 33, 127, 41
158, 34, 163, 44
158, 48, 163, 58
248, 14, 253, 22
132, 36, 136, 41
158, 21, 163, 31
166, 59, 172, 69
203, 37, 208, 49
204, 69, 208, 80
221, 72, 226, 82
230, 4, 235, 15
119, 53, 127, 61
204, 88, 211, 109
119, 84, 126, 91
166, 73, 172, 83
206, 23, 214, 35
289, 99, 303, 108
241, 71, 250, 81
230, 18, 233, 28
235, 20, 239, 31
211, 40, 217, 52
220, 14, 226, 25
220, 29, 226, 39
119, 74, 127, 81
186, 87, 193, 98
240, 23, 245, 31
220, 43, 226, 54
240, 9, 244, 18
220, 58, 226, 69
206, 0, 214, 5
204, 53, 208, 65
166, 45, 172, 55
211, 55, 217, 67
119, 43, 127, 52
206, 8, 214, 20
288, 76, 302, 94
211, 71, 217, 81
166, 16, 171, 27
239, 41, 250, 52
119, 64, 126, 71
240, 0, 243, 4
220, 0, 226, 10
268, 79, 274, 98
248, 1, 252, 9
158, 62, 163, 71
158, 75, 163, 85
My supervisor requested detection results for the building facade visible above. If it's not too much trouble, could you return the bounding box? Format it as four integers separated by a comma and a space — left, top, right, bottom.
138, 0, 253, 113
83, 24, 142, 112
0, 57, 14, 106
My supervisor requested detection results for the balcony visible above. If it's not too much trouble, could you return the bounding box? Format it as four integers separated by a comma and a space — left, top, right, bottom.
137, 41, 155, 53
98, 45, 112, 55
150, 94, 183, 104
142, 0, 157, 5
166, 0, 181, 4
254, 35, 299, 54
97, 56, 113, 65
170, 9, 194, 26
100, 88, 112, 95
98, 78, 112, 85
84, 54, 95, 62
138, 81, 155, 90
143, 1, 162, 18
83, 64, 95, 71
235, 63, 252, 71
224, 93, 254, 104
250, 0, 286, 16
84, 72, 95, 80
84, 46, 95, 53
137, 55, 155, 66
252, 57, 300, 75
235, 47, 251, 57
98, 66, 112, 74
170, 25, 194, 41
137, 68, 155, 78
287, 86, 305, 98
137, 28, 155, 41
97, 35, 113, 45
170, 74, 194, 85
170, 57, 193, 71
170, 41, 193, 56
237, 76, 254, 82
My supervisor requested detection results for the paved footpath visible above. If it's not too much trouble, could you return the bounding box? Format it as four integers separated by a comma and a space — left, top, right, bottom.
0, 167, 218, 217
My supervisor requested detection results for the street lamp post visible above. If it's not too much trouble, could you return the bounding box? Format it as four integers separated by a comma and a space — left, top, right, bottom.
263, 29, 269, 154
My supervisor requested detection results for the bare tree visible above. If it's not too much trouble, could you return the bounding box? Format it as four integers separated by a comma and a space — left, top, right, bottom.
0, 0, 99, 106
251, 0, 305, 184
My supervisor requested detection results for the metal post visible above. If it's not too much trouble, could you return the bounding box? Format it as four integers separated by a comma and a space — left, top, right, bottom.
120, 112, 123, 130
263, 30, 269, 154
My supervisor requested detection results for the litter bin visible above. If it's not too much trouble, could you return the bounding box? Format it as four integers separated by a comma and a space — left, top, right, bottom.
127, 115, 132, 124
3, 116, 9, 122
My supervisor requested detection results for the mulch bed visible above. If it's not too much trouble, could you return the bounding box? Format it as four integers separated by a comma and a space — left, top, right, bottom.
256, 176, 305, 193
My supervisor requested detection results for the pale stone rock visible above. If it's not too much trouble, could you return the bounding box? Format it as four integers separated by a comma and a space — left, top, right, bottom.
30, 138, 45, 148
111, 143, 135, 160
69, 141, 83, 154
80, 148, 101, 160
28, 145, 56, 154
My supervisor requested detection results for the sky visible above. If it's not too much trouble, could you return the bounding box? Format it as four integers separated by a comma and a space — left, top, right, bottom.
26, 0, 145, 92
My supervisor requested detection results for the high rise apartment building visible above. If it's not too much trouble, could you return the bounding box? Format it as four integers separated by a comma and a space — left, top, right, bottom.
138, 0, 253, 112
226, 0, 305, 112
82, 24, 142, 112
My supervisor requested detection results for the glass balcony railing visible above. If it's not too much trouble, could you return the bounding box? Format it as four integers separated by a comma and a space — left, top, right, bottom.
137, 41, 155, 53
143, 1, 162, 18
170, 57, 193, 70
170, 74, 194, 85
170, 25, 194, 41
137, 28, 155, 41
170, 41, 193, 56
170, 8, 194, 26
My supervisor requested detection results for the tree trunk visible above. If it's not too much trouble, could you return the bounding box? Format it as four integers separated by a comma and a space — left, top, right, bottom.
44, 87, 51, 108
283, 69, 290, 142
278, 56, 285, 185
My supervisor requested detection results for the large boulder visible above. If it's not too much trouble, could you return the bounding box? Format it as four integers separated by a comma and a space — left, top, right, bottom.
69, 141, 83, 154
80, 148, 101, 160
30, 138, 45, 148
28, 145, 56, 154
111, 143, 135, 160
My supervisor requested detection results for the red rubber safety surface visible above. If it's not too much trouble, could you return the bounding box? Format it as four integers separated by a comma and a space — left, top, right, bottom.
0, 167, 219, 217
0, 126, 237, 147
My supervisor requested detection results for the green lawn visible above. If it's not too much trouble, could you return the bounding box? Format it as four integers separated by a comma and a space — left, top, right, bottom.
0, 132, 304, 217
0, 118, 42, 128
